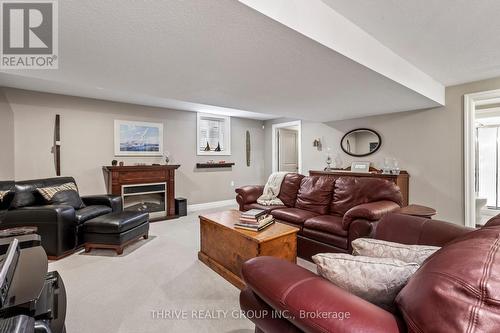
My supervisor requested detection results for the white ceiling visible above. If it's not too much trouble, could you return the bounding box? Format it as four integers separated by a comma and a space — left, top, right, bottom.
322, 0, 500, 86
0, 0, 460, 121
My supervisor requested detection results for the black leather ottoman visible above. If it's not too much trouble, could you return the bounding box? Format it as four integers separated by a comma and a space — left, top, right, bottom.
83, 211, 149, 255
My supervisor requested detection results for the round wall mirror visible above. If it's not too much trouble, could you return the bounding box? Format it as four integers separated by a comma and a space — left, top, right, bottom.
341, 128, 381, 157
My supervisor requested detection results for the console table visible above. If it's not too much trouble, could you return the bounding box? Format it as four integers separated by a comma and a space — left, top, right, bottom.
103, 165, 180, 221
310, 169, 410, 206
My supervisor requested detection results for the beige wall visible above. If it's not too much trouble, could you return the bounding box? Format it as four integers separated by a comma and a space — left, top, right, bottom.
4, 88, 266, 204
5, 75, 500, 220
0, 90, 14, 179
265, 77, 500, 225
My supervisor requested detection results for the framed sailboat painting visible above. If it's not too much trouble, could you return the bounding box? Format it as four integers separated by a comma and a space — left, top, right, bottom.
114, 120, 164, 156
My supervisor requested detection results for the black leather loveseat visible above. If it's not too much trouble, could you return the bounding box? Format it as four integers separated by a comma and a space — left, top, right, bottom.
0, 177, 122, 259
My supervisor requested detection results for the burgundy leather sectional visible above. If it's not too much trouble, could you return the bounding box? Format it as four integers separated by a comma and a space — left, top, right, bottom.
239, 214, 500, 333
236, 174, 403, 259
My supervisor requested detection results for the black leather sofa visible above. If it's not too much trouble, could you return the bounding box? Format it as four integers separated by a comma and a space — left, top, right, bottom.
0, 181, 14, 218
0, 177, 122, 259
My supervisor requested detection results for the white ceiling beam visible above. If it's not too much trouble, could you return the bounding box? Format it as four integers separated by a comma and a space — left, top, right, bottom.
239, 0, 445, 105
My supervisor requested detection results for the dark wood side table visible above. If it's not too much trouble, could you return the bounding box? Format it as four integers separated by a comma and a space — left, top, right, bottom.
397, 204, 437, 219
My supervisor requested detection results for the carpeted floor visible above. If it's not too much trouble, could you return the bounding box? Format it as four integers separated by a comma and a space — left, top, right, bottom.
49, 207, 314, 333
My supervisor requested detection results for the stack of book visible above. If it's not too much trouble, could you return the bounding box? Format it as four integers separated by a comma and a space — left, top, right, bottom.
235, 209, 275, 231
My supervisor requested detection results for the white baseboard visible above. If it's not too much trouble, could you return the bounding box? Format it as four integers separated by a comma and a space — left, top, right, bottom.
187, 199, 237, 213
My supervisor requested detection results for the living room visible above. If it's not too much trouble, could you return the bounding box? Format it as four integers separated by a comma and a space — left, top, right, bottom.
0, 1, 499, 332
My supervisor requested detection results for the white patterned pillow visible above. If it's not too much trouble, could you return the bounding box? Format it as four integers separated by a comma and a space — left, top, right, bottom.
352, 238, 440, 265
0, 190, 9, 202
37, 182, 78, 200
313, 253, 419, 310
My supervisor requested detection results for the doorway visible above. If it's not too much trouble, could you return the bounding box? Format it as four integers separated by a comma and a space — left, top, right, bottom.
272, 121, 302, 174
464, 89, 500, 227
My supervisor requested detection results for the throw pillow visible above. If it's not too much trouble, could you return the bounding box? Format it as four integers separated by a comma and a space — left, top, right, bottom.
313, 253, 419, 310
352, 238, 440, 265
37, 182, 84, 209
10, 183, 38, 208
0, 190, 8, 202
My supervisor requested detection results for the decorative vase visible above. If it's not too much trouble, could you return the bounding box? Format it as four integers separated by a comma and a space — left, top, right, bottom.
382, 157, 392, 174
325, 155, 332, 171
391, 158, 400, 175
215, 142, 221, 152
111, 160, 118, 166
163, 151, 170, 165
204, 142, 211, 151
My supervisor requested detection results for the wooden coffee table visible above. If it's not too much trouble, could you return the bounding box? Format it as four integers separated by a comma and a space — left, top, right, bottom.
198, 210, 299, 289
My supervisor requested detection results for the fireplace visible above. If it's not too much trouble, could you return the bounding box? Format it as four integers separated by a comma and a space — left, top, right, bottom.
103, 165, 180, 221
122, 183, 166, 219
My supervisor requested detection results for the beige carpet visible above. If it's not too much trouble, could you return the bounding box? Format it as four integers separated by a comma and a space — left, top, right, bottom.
49, 207, 314, 333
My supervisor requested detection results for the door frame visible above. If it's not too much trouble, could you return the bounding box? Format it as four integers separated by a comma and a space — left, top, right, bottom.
464, 88, 500, 227
272, 120, 302, 174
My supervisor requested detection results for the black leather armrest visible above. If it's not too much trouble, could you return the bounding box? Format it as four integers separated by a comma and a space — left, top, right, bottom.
3, 205, 76, 225
81, 195, 123, 212
2, 205, 77, 257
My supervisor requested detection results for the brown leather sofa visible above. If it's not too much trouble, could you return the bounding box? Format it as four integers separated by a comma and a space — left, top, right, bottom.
236, 174, 403, 259
239, 213, 498, 333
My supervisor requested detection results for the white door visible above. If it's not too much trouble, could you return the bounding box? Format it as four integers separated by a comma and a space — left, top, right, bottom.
278, 128, 298, 172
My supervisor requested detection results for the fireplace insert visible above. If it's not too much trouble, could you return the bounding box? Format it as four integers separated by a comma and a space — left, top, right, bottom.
122, 182, 166, 219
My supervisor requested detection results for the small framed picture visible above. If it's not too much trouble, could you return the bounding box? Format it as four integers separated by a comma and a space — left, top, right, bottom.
351, 161, 370, 173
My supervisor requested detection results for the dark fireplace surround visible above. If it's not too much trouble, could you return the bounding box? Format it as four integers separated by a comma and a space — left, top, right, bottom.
103, 165, 180, 221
